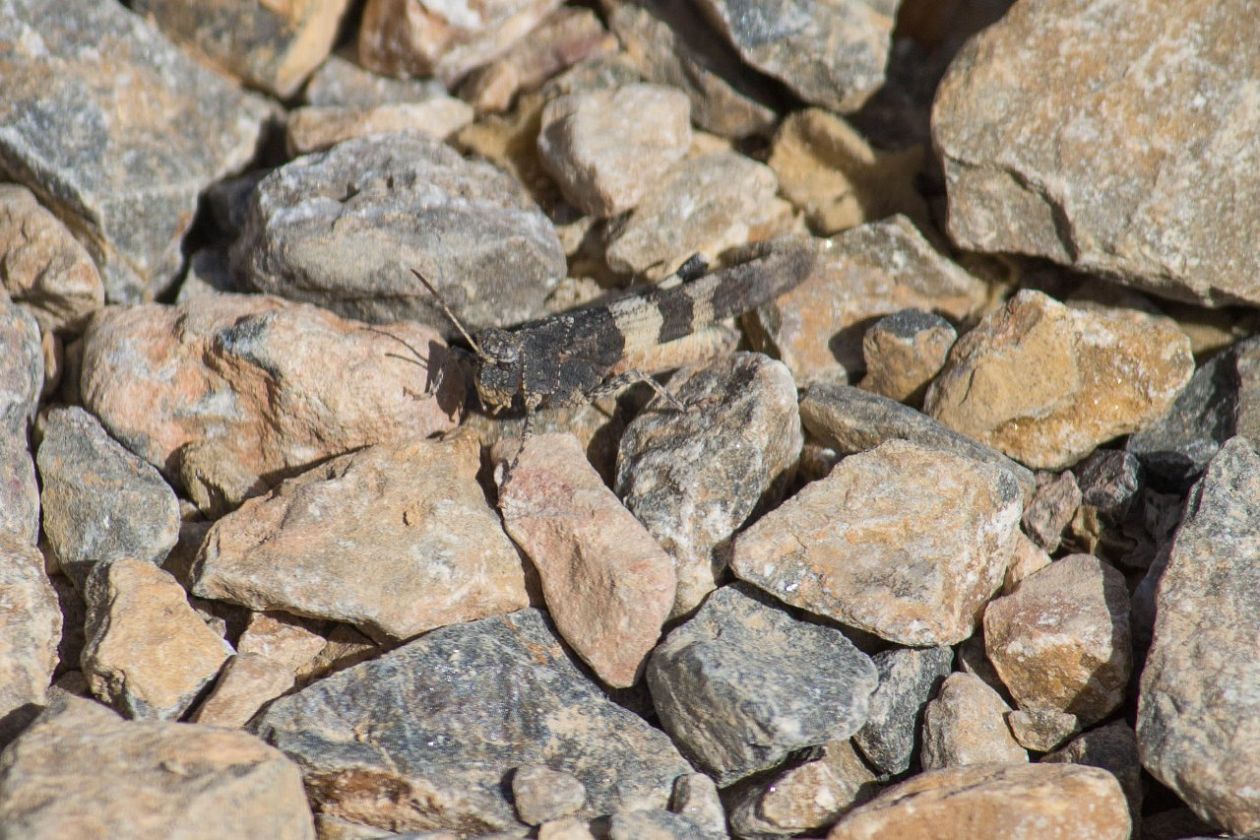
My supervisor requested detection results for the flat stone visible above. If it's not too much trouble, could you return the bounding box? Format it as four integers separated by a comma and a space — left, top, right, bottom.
0, 433, 38, 546
79, 294, 463, 515
606, 808, 726, 840
1138, 436, 1260, 834
746, 217, 989, 384
0, 0, 270, 301
615, 352, 802, 617
286, 99, 474, 155
512, 765, 586, 825
695, 0, 899, 114
733, 439, 1023, 646
825, 763, 1130, 840
0, 536, 60, 742
232, 133, 565, 332
858, 309, 956, 406
0, 693, 314, 838
933, 0, 1260, 308
646, 585, 877, 786
190, 652, 295, 729
669, 773, 727, 838
853, 645, 954, 775
1020, 471, 1081, 553
81, 558, 231, 721
35, 406, 180, 588
0, 295, 40, 438
237, 611, 328, 675
1042, 721, 1142, 823
195, 435, 527, 641
925, 290, 1194, 470
255, 609, 690, 835
920, 673, 1027, 769
1006, 709, 1080, 753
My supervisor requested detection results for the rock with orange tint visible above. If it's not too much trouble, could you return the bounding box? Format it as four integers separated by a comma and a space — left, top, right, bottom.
236, 611, 328, 675
0, 535, 61, 742
190, 652, 296, 728
920, 673, 1027, 769
285, 99, 474, 155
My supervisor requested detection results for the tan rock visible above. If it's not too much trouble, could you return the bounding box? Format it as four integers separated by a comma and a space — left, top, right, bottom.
0, 433, 39, 547
858, 309, 957, 406
1007, 708, 1080, 753
499, 433, 675, 688
1003, 531, 1051, 594
512, 764, 586, 825
294, 624, 379, 686
0, 536, 60, 741
538, 817, 596, 840
286, 99, 474, 155
826, 762, 1130, 840
191, 652, 295, 728
1042, 720, 1142, 822
236, 611, 328, 675
920, 673, 1027, 769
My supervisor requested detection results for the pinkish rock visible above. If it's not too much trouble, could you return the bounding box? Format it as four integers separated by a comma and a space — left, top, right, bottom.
285, 99, 474, 155
1021, 471, 1082, 552
920, 673, 1027, 769
236, 611, 328, 675
190, 652, 295, 728
0, 536, 60, 741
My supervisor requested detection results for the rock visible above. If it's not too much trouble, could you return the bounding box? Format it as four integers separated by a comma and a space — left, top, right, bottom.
0, 184, 104, 332
695, 0, 899, 114
920, 673, 1027, 769
1020, 471, 1081, 553
615, 352, 802, 617
984, 554, 1131, 725
746, 217, 990, 384
81, 558, 231, 721
646, 585, 877, 786
0, 296, 41, 437
1074, 449, 1144, 523
304, 53, 448, 107
255, 609, 690, 835
1002, 532, 1051, 593
177, 247, 240, 303
1042, 721, 1142, 823
0, 434, 38, 546
35, 406, 180, 587
825, 762, 1130, 840
538, 818, 596, 840
607, 808, 726, 840
537, 84, 692, 218
236, 611, 328, 675
512, 765, 586, 825
955, 633, 1010, 703
924, 290, 1194, 470
732, 439, 1023, 646
853, 646, 954, 775
1138, 437, 1260, 834
858, 309, 956, 406
190, 653, 295, 729
669, 773, 727, 838
195, 435, 527, 641
1006, 709, 1080, 753
0, 536, 60, 742
286, 99, 475, 155
79, 294, 463, 514
293, 624, 379, 687
0, 0, 270, 301
0, 693, 314, 837
232, 133, 565, 332
131, 0, 350, 98
933, 0, 1260, 308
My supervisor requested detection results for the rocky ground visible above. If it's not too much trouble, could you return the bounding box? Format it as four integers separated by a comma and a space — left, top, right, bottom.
0, 0, 1257, 838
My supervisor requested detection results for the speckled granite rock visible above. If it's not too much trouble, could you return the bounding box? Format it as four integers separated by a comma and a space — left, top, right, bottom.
0, 535, 60, 742
854, 645, 954, 775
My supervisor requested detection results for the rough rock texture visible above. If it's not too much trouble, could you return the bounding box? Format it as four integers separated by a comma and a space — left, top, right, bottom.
1043, 721, 1143, 823
236, 611, 328, 675
1002, 532, 1052, 593
286, 99, 474, 155
615, 352, 802, 617
732, 439, 1023, 646
190, 652, 296, 729
0, 434, 38, 546
512, 765, 586, 825
606, 808, 726, 840
255, 609, 690, 835
920, 673, 1027, 769
0, 693, 315, 838
669, 773, 727, 838
79, 294, 463, 514
924, 290, 1194, 470
933, 0, 1260, 308
1021, 471, 1081, 553
646, 585, 877, 786
195, 435, 527, 641
1138, 437, 1260, 834
498, 433, 674, 688
858, 309, 956, 406
0, 296, 41, 437
0, 0, 270, 301
853, 646, 954, 775
303, 53, 448, 107
1006, 709, 1080, 753
0, 536, 60, 741
825, 763, 1131, 840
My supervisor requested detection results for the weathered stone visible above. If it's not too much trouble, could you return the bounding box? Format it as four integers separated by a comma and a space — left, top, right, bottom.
1074, 449, 1144, 523
81, 558, 231, 721
196, 435, 527, 641
0, 296, 40, 439
825, 763, 1130, 840
232, 133, 564, 332
1021, 471, 1081, 553
190, 652, 295, 729
0, 536, 60, 741
304, 53, 448, 107
0, 0, 270, 301
1006, 709, 1080, 753
746, 217, 989, 384
1002, 531, 1051, 593
615, 352, 802, 617
933, 0, 1260, 308
607, 808, 726, 840
255, 609, 690, 835
0, 693, 314, 837
35, 406, 180, 587
858, 309, 956, 406
733, 439, 1022, 646
695, 0, 899, 114
237, 611, 328, 675
920, 673, 1027, 769
293, 624, 379, 687
79, 294, 463, 514
1043, 721, 1142, 823
925, 290, 1193, 470
286, 99, 474, 156
853, 646, 953, 775
646, 585, 877, 786
176, 247, 239, 304
955, 632, 1010, 702
512, 765, 586, 825
1138, 437, 1260, 834
985, 554, 1131, 726
0, 432, 38, 547
669, 773, 727, 838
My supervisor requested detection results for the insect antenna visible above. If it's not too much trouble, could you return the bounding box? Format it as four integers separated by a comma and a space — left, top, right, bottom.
410, 268, 489, 359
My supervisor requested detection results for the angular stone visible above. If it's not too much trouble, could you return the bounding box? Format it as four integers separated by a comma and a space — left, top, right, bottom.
1138, 437, 1260, 834
0, 433, 38, 546
825, 763, 1130, 840
1002, 532, 1051, 593
232, 133, 565, 332
0, 536, 60, 741
0, 0, 270, 301
1006, 709, 1080, 753
512, 765, 586, 825
615, 352, 802, 617
255, 609, 690, 835
286, 99, 474, 155
985, 554, 1131, 725
499, 433, 673, 688
1042, 721, 1142, 823
0, 694, 314, 837
853, 646, 954, 775
607, 808, 726, 840
196, 435, 527, 641
1021, 471, 1081, 553
1075, 449, 1144, 521
81, 558, 231, 721
733, 439, 1023, 646
237, 611, 328, 675
190, 652, 295, 729
925, 290, 1194, 470
858, 309, 956, 406
920, 673, 1027, 769
304, 53, 448, 107
35, 406, 180, 587
293, 624, 378, 687
669, 773, 727, 838
746, 217, 989, 384
0, 295, 40, 437
79, 294, 463, 514
933, 0, 1260, 308
646, 585, 877, 786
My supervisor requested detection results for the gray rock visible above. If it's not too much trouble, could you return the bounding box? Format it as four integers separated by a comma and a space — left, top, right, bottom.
255, 609, 690, 835
0, 535, 60, 744
853, 646, 954, 775
303, 53, 450, 108
1074, 449, 1144, 523
232, 133, 565, 333
0, 434, 38, 546
0, 296, 41, 437
646, 585, 877, 786
669, 773, 727, 837
1021, 471, 1082, 553
0, 0, 270, 301
512, 765, 586, 825
607, 808, 727, 840
1043, 721, 1142, 826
